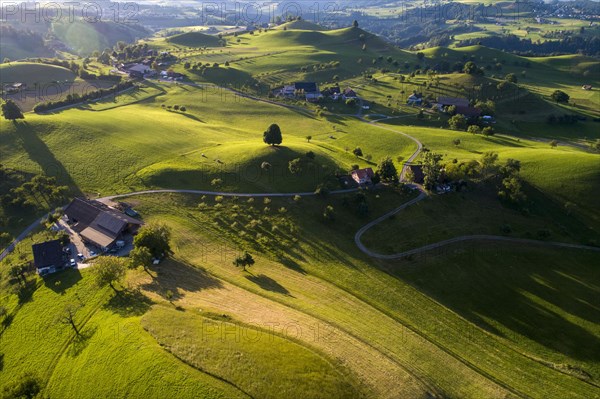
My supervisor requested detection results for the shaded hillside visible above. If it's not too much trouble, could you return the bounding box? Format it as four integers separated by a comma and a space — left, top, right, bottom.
51, 20, 148, 55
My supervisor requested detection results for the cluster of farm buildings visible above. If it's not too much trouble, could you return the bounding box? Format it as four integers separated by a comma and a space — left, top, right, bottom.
32, 198, 142, 276
274, 82, 358, 102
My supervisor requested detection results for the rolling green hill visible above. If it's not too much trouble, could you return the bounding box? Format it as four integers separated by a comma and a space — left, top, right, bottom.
275, 20, 329, 31
0, 62, 76, 85
166, 31, 223, 48
1, 23, 599, 399
51, 20, 148, 55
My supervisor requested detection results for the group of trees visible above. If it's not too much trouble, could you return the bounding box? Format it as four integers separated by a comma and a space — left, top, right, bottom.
33, 81, 134, 113
417, 149, 526, 206
457, 34, 600, 57
1, 100, 24, 121
90, 223, 172, 292
36, 58, 121, 81
1, 170, 69, 213
546, 113, 580, 125
497, 158, 527, 205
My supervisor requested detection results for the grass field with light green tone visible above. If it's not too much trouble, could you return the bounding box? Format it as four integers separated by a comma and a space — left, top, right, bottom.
1, 23, 599, 399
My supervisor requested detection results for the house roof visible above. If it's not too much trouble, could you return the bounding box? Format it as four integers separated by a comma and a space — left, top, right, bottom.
64, 198, 101, 229
455, 105, 481, 117
80, 227, 118, 249
32, 240, 63, 270
438, 96, 469, 107
65, 198, 142, 248
294, 82, 318, 92
351, 168, 375, 181
344, 88, 357, 97
128, 64, 149, 73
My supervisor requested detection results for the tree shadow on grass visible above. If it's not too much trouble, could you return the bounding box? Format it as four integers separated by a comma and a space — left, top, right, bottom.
67, 326, 97, 357
0, 353, 4, 371
393, 243, 600, 363
17, 279, 38, 305
44, 269, 82, 294
482, 136, 527, 148
166, 109, 206, 123
141, 259, 223, 302
1, 314, 14, 333
105, 287, 153, 317
245, 273, 293, 296
13, 122, 82, 196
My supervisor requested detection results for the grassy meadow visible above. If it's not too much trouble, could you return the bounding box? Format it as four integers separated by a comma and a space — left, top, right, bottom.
1, 23, 599, 399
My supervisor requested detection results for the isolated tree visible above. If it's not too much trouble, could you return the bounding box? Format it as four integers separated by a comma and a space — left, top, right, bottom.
498, 176, 527, 204
416, 52, 425, 62
551, 90, 569, 103
323, 205, 335, 221
463, 61, 479, 75
353, 147, 363, 157
353, 20, 359, 28
288, 158, 302, 174
263, 123, 282, 146
422, 152, 443, 190
129, 246, 153, 271
91, 257, 127, 292
480, 151, 499, 178
8, 264, 26, 286
452, 138, 461, 146
550, 140, 558, 148
59, 304, 82, 336
1, 100, 24, 121
377, 156, 398, 182
306, 135, 312, 143
474, 100, 495, 116
505, 73, 518, 83
448, 114, 467, 131
481, 126, 495, 136
133, 223, 172, 258
233, 252, 255, 271
467, 125, 481, 134
500, 158, 521, 177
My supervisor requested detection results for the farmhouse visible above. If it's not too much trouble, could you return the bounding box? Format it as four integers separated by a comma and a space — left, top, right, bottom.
64, 198, 143, 252
351, 168, 375, 185
343, 88, 358, 99
407, 93, 423, 105
32, 240, 65, 276
582, 85, 592, 90
127, 64, 151, 78
437, 96, 469, 108
455, 105, 481, 118
281, 82, 321, 100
